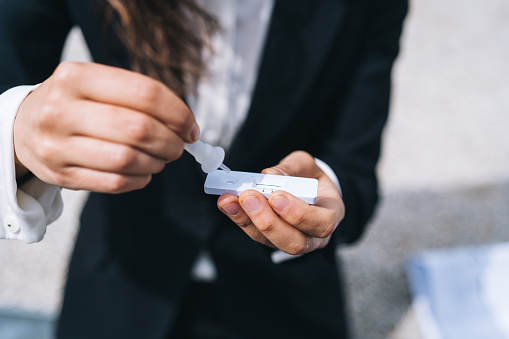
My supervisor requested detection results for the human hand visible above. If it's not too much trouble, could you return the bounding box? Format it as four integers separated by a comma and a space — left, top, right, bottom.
217, 151, 345, 255
13, 62, 199, 193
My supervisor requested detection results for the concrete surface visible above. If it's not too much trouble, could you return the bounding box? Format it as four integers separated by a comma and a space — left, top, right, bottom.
1, 0, 509, 338
342, 181, 509, 339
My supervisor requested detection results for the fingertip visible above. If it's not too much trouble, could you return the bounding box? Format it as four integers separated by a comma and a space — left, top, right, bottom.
190, 123, 200, 142
262, 167, 284, 175
269, 191, 311, 220
269, 194, 289, 212
221, 201, 241, 216
217, 193, 238, 208
239, 189, 263, 200
240, 195, 261, 214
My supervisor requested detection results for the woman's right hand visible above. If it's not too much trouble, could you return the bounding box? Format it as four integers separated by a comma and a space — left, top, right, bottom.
13, 62, 199, 193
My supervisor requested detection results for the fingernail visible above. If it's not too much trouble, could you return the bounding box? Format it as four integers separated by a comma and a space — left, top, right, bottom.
264, 168, 283, 175
222, 202, 240, 216
271, 195, 288, 211
242, 196, 261, 213
190, 124, 200, 141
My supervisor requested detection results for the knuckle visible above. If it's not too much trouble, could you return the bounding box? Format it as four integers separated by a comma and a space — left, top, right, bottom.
238, 219, 253, 228
105, 175, 130, 193
257, 220, 276, 233
50, 167, 74, 189
125, 116, 151, 142
166, 142, 184, 162
37, 138, 60, 163
251, 232, 267, 244
135, 79, 162, 103
50, 171, 66, 187
285, 150, 315, 170
111, 146, 136, 170
107, 175, 152, 194
38, 100, 62, 127
287, 241, 309, 255
301, 152, 316, 167
53, 61, 82, 83
288, 210, 307, 229
131, 175, 152, 191
290, 150, 313, 162
318, 221, 336, 238
170, 110, 190, 129
152, 161, 166, 174
174, 144, 185, 158
129, 174, 152, 192
317, 210, 342, 238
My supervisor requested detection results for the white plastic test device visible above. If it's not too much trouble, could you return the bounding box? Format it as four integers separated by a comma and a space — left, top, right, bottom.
204, 170, 318, 204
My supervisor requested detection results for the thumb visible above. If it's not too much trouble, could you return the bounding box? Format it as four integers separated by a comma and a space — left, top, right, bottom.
261, 151, 320, 178
262, 167, 285, 176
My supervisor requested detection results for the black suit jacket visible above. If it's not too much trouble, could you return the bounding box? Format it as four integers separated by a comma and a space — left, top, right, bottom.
0, 0, 407, 338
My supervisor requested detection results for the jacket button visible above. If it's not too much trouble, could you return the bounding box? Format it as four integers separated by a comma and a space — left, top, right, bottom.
4, 215, 20, 234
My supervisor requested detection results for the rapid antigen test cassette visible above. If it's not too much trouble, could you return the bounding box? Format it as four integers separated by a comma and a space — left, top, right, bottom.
204, 170, 318, 204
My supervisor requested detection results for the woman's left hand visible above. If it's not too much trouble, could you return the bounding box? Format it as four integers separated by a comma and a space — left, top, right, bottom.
217, 151, 345, 255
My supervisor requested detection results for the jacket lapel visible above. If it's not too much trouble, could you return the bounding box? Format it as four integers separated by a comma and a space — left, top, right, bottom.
227, 0, 347, 169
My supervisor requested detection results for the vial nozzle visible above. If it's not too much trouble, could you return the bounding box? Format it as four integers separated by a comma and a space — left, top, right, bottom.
219, 163, 231, 173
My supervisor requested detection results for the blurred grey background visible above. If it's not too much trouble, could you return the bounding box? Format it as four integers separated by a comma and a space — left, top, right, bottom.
1, 0, 508, 338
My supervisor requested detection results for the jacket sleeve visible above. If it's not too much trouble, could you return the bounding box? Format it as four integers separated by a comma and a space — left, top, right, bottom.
0, 0, 72, 242
322, 0, 408, 245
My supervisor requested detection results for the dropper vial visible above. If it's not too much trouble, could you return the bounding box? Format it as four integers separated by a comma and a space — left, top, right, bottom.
184, 140, 231, 173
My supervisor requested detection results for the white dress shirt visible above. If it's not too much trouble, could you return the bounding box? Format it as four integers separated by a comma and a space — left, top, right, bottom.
189, 0, 274, 149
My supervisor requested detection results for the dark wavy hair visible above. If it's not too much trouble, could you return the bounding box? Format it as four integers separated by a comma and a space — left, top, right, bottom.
103, 0, 218, 98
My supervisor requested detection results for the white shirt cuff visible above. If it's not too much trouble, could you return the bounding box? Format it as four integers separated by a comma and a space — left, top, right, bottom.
314, 157, 342, 197
0, 85, 63, 243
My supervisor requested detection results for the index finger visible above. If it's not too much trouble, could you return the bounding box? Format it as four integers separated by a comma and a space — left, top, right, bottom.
52, 62, 199, 143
